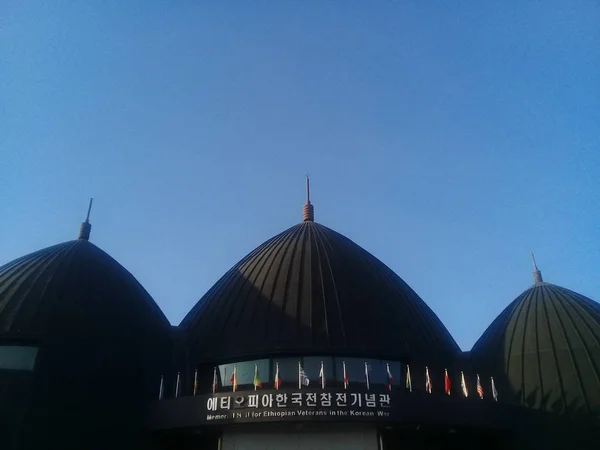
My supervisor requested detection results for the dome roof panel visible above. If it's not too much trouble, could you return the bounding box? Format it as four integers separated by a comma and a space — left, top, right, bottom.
0, 239, 169, 336
181, 221, 459, 363
472, 280, 600, 419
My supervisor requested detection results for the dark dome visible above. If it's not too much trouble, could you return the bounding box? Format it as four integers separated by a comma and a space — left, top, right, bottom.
181, 221, 459, 364
472, 268, 600, 419
0, 237, 173, 450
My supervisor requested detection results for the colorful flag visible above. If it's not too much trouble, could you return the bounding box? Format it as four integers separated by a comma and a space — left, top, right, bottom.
342, 361, 349, 390
461, 371, 468, 397
491, 376, 498, 401
476, 374, 484, 399
425, 367, 432, 393
274, 362, 281, 390
319, 361, 325, 389
386, 363, 393, 391
444, 369, 451, 395
298, 362, 310, 389
212, 367, 217, 394
405, 364, 412, 392
365, 362, 370, 391
230, 365, 237, 392
158, 375, 164, 400
253, 365, 262, 390
193, 369, 198, 396
175, 372, 181, 398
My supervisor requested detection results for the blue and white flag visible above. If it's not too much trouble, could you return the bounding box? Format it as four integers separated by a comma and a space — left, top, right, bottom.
298, 362, 310, 388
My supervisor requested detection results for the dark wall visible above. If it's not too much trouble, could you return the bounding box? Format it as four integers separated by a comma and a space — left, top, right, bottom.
11, 324, 174, 450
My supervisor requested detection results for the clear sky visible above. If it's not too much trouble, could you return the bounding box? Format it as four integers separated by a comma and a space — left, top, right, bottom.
2, 1, 599, 350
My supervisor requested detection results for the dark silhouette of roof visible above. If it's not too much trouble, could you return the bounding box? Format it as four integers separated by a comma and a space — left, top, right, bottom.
181, 220, 459, 364
0, 235, 173, 450
471, 268, 600, 419
0, 239, 169, 335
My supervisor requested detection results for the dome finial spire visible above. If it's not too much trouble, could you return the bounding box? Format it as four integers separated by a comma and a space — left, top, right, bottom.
78, 198, 93, 240
302, 174, 314, 222
531, 251, 543, 284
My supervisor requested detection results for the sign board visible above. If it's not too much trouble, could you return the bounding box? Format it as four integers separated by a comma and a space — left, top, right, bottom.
147, 388, 513, 431
205, 389, 392, 423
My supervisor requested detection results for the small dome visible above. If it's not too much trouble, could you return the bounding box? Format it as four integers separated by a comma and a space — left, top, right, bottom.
472, 278, 600, 419
0, 239, 173, 449
181, 221, 459, 364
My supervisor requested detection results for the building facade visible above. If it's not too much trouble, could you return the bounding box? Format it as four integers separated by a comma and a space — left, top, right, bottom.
1, 191, 599, 449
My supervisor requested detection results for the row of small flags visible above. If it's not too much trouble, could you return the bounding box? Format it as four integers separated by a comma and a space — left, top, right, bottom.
159, 362, 499, 402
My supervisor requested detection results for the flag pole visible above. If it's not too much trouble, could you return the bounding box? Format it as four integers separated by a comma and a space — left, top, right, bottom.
193, 368, 198, 396
232, 365, 237, 392
158, 375, 164, 400
342, 361, 348, 390
175, 372, 181, 398
212, 367, 217, 394
365, 361, 370, 391
298, 361, 301, 390
320, 360, 325, 389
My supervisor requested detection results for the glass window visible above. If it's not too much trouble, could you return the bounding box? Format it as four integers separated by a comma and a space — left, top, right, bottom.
0, 345, 38, 371
303, 356, 334, 383
335, 357, 369, 385
334, 358, 403, 387
387, 361, 402, 387
219, 359, 269, 387
366, 359, 390, 384
272, 357, 301, 388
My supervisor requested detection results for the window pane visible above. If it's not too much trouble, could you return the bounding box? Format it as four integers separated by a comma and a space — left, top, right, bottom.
0, 345, 38, 371
219, 359, 269, 387
334, 358, 402, 386
366, 359, 389, 384
335, 357, 368, 384
388, 361, 402, 387
272, 357, 300, 388
303, 357, 334, 384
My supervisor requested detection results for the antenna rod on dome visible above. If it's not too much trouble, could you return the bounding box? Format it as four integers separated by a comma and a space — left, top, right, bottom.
530, 251, 543, 284
86, 198, 94, 222
302, 175, 314, 222
78, 198, 93, 241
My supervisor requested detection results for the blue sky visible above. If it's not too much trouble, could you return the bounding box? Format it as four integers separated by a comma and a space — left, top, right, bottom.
1, 1, 599, 350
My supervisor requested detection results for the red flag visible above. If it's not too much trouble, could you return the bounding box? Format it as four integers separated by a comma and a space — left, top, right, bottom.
444, 369, 451, 395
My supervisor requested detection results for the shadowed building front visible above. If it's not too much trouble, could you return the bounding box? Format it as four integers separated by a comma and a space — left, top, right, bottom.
0, 202, 174, 450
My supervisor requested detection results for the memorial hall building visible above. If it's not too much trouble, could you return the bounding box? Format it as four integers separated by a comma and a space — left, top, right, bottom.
1, 183, 599, 450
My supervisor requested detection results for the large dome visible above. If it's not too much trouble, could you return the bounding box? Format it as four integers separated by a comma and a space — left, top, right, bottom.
181, 208, 458, 364
0, 215, 173, 450
471, 263, 600, 419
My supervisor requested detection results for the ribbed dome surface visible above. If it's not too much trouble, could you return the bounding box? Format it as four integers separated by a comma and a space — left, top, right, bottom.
0, 239, 173, 450
0, 239, 169, 335
472, 282, 600, 418
181, 221, 459, 363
